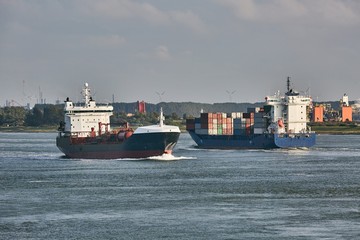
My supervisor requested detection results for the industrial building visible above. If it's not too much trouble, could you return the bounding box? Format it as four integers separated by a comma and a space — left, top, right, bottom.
312, 94, 353, 123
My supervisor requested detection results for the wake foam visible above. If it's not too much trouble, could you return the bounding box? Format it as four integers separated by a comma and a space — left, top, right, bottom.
147, 153, 196, 161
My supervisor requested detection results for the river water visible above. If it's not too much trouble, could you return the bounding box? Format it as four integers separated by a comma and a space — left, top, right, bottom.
1, 132, 360, 239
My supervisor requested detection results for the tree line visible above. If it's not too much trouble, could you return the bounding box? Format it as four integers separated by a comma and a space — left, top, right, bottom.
0, 101, 265, 128
0, 103, 184, 128
0, 100, 352, 129
0, 104, 63, 127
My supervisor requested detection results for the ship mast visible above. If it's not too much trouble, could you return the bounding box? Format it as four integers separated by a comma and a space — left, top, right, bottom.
159, 107, 164, 127
287, 76, 290, 93
83, 83, 91, 107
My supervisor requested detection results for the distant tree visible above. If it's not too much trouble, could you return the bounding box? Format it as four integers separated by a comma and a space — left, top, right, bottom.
25, 106, 43, 126
24, 104, 63, 126
0, 107, 27, 126
171, 112, 179, 120
43, 105, 63, 125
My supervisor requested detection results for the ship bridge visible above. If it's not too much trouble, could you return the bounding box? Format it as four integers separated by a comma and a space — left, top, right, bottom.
63, 83, 113, 137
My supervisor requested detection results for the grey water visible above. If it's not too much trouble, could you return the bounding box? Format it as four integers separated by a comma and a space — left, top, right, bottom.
1, 132, 360, 240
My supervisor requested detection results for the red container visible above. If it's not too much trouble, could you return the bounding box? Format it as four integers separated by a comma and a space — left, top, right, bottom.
243, 112, 254, 119
186, 119, 195, 130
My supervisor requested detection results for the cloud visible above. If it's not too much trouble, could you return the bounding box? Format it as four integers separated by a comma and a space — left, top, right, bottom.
170, 10, 208, 34
136, 45, 172, 61
79, 0, 208, 33
155, 45, 171, 61
217, 0, 258, 20
81, 0, 167, 23
215, 0, 360, 26
313, 0, 360, 25
215, 0, 306, 21
87, 35, 126, 47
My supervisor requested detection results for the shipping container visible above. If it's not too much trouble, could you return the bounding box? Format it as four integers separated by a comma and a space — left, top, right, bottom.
247, 107, 262, 113
254, 112, 265, 118
224, 128, 233, 135
195, 128, 210, 135
243, 112, 254, 119
245, 118, 253, 127
231, 112, 243, 119
234, 129, 246, 135
233, 118, 246, 124
254, 128, 265, 134
200, 113, 207, 120
208, 129, 217, 135
254, 123, 266, 129
186, 119, 195, 130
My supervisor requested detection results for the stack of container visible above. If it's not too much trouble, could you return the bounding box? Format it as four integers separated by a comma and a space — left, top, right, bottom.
193, 113, 233, 135
186, 110, 266, 136
253, 111, 267, 134
233, 116, 246, 135
241, 112, 254, 136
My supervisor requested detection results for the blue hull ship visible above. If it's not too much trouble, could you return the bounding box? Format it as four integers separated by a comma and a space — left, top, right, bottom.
186, 77, 316, 149
188, 131, 316, 149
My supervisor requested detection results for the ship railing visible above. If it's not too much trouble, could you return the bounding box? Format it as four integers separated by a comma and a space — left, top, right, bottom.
57, 131, 95, 138
70, 131, 97, 138
278, 131, 314, 138
59, 128, 134, 139
263, 113, 271, 119
58, 131, 71, 137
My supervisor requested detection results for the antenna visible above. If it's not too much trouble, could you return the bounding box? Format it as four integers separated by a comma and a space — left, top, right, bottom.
82, 82, 91, 107
287, 76, 291, 92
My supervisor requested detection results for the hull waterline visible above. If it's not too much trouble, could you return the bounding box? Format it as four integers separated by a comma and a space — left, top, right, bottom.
188, 130, 316, 149
56, 132, 180, 159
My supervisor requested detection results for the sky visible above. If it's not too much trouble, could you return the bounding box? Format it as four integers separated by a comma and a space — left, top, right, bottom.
1, 0, 360, 106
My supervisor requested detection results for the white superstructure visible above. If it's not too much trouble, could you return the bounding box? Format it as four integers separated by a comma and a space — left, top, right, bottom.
63, 83, 113, 137
265, 78, 312, 134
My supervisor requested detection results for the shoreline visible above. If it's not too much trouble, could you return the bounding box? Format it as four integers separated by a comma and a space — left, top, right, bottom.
309, 124, 360, 135
0, 126, 58, 133
1, 126, 360, 135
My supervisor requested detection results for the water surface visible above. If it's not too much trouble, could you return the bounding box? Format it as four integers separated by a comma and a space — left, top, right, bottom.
1, 132, 359, 239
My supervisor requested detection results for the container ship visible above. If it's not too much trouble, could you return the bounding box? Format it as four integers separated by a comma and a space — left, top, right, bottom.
186, 77, 316, 149
56, 83, 180, 159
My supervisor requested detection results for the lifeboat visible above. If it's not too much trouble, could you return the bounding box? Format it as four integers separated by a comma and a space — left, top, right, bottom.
278, 119, 284, 128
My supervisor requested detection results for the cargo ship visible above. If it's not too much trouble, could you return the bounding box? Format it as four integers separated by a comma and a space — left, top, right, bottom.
56, 83, 180, 159
186, 77, 316, 149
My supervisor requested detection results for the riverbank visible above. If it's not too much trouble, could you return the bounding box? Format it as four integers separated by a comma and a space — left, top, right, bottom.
1, 124, 360, 134
309, 124, 360, 134
0, 126, 58, 133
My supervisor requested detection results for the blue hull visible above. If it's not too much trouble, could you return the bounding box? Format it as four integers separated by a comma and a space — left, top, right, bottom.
274, 133, 316, 148
188, 131, 316, 149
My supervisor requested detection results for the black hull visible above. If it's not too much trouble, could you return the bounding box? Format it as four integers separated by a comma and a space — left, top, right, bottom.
56, 132, 180, 159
